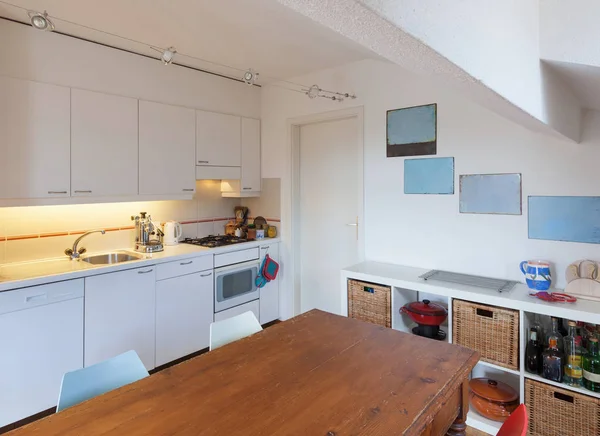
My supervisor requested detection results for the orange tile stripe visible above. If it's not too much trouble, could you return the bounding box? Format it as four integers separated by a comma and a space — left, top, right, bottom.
0, 217, 276, 242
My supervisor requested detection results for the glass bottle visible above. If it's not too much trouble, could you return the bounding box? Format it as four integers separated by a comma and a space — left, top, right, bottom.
531, 314, 546, 347
546, 317, 564, 353
543, 337, 564, 382
526, 328, 543, 374
564, 321, 584, 386
558, 318, 568, 337
583, 338, 600, 392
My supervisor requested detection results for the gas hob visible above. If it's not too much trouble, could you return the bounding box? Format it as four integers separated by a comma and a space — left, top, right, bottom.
181, 235, 248, 248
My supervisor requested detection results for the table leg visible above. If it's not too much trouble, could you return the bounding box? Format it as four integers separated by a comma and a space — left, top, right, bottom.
446, 379, 469, 436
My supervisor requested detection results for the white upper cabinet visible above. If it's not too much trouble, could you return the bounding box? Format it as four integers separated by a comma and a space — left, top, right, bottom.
71, 89, 138, 197
0, 77, 70, 199
139, 101, 196, 195
241, 118, 261, 192
196, 110, 241, 167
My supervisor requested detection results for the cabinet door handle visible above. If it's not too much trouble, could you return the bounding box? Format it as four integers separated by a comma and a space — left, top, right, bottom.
200, 272, 212, 277
48, 191, 67, 194
138, 269, 154, 274
25, 293, 47, 303
243, 187, 252, 190
182, 189, 194, 192
74, 190, 92, 194
180, 260, 193, 265
198, 160, 209, 164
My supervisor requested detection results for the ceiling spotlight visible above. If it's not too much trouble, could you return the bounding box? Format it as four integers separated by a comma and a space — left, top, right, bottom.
243, 69, 259, 86
307, 85, 321, 99
160, 47, 177, 65
27, 10, 55, 32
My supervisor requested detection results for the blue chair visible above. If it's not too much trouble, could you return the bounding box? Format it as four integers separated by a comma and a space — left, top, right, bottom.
210, 311, 263, 350
57, 350, 149, 412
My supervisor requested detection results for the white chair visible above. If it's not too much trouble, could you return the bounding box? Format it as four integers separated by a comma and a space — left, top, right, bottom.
210, 311, 263, 350
57, 350, 149, 412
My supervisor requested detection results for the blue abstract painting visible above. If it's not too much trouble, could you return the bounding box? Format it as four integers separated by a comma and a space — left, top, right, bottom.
387, 104, 437, 157
404, 157, 454, 194
459, 174, 522, 215
528, 196, 600, 244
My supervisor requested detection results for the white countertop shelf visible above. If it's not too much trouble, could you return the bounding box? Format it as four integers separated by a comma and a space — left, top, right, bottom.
342, 261, 600, 324
476, 360, 521, 376
524, 372, 600, 400
0, 238, 280, 292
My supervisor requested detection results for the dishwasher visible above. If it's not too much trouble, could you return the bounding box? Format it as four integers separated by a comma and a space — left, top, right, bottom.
0, 279, 84, 427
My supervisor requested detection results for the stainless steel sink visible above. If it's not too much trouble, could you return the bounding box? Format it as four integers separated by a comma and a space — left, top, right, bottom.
80, 251, 143, 265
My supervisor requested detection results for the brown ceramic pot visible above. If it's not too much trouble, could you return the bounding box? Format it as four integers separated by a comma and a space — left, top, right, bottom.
469, 378, 519, 422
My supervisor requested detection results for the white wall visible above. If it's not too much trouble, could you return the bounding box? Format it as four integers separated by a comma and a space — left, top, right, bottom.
262, 59, 600, 318
361, 0, 543, 120
540, 0, 600, 67
0, 19, 260, 117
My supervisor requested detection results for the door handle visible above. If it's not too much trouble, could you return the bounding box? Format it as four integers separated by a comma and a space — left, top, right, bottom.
200, 272, 212, 277
26, 294, 47, 303
346, 216, 358, 240
48, 191, 68, 194
198, 160, 209, 164
138, 269, 154, 274
182, 188, 194, 192
180, 260, 193, 266
74, 190, 92, 194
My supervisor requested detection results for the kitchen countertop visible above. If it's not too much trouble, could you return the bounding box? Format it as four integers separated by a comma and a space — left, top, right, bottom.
0, 238, 280, 292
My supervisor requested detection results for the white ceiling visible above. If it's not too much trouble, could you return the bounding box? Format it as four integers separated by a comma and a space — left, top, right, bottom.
545, 60, 600, 111
0, 0, 376, 83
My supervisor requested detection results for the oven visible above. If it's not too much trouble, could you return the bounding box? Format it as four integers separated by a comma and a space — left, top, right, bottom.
214, 259, 260, 313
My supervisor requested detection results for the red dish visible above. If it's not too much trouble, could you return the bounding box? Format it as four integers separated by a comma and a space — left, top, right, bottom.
401, 299, 448, 326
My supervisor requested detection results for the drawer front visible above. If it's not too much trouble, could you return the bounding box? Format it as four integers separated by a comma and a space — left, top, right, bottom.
156, 256, 212, 281
214, 248, 259, 268
0, 279, 84, 315
214, 299, 259, 322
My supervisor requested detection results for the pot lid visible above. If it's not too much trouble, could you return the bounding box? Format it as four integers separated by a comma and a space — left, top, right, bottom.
469, 378, 518, 403
403, 299, 447, 317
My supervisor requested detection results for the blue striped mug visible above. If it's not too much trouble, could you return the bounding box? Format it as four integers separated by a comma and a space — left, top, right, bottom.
520, 260, 551, 293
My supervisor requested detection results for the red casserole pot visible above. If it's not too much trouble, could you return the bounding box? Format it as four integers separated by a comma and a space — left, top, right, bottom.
401, 299, 448, 326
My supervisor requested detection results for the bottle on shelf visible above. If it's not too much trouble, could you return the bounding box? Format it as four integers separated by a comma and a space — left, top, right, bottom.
583, 337, 600, 392
546, 317, 565, 353
558, 317, 568, 338
564, 320, 584, 387
543, 337, 564, 383
531, 314, 546, 347
526, 327, 543, 374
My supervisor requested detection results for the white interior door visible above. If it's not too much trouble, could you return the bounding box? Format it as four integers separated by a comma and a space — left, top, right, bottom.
299, 117, 360, 315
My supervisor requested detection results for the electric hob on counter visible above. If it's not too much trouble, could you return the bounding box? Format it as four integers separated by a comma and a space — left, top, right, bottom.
181, 235, 248, 248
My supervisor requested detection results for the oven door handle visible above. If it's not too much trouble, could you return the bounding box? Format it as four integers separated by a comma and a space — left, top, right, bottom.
214, 260, 260, 274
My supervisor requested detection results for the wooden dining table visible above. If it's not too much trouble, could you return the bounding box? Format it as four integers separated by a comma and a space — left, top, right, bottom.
9, 310, 479, 436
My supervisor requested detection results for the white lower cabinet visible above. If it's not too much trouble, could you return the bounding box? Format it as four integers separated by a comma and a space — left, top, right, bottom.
259, 243, 280, 324
0, 280, 84, 427
214, 299, 260, 322
85, 267, 156, 370
155, 269, 214, 366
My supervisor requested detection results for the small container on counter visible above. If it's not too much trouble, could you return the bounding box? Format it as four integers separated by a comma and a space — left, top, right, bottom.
267, 225, 277, 238
469, 378, 519, 422
247, 225, 256, 240
256, 229, 265, 239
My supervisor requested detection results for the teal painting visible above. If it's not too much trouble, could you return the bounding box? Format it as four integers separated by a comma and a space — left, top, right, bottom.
387, 103, 437, 157
404, 157, 454, 194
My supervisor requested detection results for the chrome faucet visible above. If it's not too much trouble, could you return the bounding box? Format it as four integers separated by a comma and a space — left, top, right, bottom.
65, 230, 106, 260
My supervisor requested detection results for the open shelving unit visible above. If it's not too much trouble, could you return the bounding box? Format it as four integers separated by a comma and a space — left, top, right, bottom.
342, 261, 600, 436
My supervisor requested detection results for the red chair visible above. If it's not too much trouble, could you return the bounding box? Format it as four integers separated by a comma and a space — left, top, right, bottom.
497, 404, 528, 436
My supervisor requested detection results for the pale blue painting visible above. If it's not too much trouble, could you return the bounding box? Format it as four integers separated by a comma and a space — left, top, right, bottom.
459, 174, 522, 215
528, 196, 600, 244
404, 157, 454, 194
387, 104, 437, 157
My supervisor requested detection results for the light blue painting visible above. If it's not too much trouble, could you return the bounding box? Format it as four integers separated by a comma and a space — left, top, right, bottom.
404, 157, 454, 194
387, 104, 437, 157
459, 174, 522, 215
528, 196, 600, 244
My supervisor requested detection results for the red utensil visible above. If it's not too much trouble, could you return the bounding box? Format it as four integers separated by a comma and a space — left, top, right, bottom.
534, 292, 577, 303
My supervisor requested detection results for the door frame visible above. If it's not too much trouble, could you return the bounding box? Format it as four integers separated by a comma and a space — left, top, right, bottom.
287, 106, 365, 317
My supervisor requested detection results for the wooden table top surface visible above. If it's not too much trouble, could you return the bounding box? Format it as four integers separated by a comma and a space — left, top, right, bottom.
11, 310, 479, 436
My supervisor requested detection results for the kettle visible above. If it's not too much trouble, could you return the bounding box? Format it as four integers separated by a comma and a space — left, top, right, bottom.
163, 221, 182, 246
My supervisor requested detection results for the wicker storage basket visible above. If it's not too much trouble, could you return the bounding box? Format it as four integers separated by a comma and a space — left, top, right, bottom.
347, 279, 391, 328
526, 378, 600, 436
452, 299, 519, 370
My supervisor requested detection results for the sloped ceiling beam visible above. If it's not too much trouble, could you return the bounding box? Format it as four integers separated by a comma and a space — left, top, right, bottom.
275, 0, 581, 143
